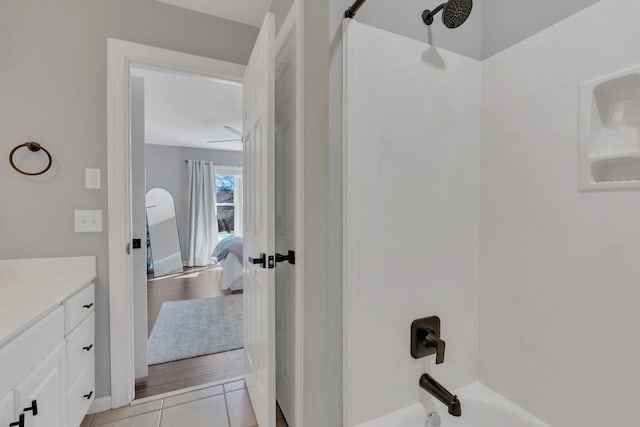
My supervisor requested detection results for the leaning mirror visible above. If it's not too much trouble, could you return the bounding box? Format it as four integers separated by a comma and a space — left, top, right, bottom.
146, 188, 184, 277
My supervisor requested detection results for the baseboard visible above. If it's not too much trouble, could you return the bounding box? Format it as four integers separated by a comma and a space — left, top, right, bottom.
88, 396, 112, 414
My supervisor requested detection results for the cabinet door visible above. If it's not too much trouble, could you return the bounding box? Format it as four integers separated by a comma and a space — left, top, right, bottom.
0, 391, 17, 427
15, 343, 65, 427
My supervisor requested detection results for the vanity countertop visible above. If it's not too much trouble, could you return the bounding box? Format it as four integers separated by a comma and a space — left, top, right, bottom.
0, 256, 97, 349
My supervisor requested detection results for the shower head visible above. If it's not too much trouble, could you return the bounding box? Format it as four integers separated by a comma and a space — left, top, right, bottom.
422, 0, 473, 29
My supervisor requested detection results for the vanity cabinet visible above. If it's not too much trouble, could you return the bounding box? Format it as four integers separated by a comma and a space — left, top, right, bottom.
14, 343, 65, 427
0, 392, 16, 427
64, 284, 96, 427
0, 281, 95, 427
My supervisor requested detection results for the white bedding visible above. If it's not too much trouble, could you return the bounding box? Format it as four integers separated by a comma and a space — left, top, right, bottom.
219, 251, 244, 291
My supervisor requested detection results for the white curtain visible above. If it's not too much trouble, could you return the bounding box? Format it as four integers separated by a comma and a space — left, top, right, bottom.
186, 160, 218, 266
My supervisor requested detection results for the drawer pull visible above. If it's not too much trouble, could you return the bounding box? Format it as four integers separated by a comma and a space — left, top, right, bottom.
83, 391, 94, 400
23, 400, 38, 416
83, 303, 94, 309
83, 344, 94, 351
9, 414, 25, 427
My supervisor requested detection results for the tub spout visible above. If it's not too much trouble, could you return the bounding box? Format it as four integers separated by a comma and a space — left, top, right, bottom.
420, 373, 462, 417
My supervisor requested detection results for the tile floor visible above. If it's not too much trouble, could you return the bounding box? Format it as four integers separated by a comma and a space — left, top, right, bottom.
81, 380, 289, 427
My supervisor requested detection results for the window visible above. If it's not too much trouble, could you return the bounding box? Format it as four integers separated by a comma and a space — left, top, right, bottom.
215, 168, 243, 241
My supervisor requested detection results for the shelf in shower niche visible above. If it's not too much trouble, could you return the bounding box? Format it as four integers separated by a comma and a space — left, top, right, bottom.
590, 152, 640, 183
579, 65, 640, 191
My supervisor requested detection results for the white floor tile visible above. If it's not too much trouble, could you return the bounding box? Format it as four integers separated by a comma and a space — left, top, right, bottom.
160, 394, 229, 427
97, 411, 161, 427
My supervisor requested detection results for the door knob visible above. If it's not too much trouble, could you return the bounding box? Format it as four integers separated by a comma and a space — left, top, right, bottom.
275, 250, 295, 265
248, 253, 267, 269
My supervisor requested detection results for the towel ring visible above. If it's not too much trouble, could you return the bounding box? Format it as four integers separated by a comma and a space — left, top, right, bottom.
9, 142, 53, 176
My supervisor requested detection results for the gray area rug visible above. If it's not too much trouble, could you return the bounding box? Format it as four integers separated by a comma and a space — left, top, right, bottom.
148, 294, 243, 365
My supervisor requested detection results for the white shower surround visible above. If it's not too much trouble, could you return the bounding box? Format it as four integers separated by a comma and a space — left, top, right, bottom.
343, 19, 481, 426
345, 1, 640, 426
480, 0, 640, 426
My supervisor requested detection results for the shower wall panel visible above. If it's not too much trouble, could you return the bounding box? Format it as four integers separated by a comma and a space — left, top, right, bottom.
343, 19, 481, 426
479, 1, 640, 426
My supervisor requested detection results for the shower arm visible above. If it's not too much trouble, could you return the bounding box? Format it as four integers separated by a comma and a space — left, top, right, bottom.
423, 3, 445, 21
344, 0, 368, 18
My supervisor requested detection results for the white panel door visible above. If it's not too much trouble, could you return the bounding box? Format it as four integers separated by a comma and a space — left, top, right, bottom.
0, 391, 17, 427
15, 343, 65, 427
243, 11, 276, 427
274, 20, 298, 426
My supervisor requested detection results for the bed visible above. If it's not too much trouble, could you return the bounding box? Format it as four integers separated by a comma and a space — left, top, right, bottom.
212, 236, 244, 292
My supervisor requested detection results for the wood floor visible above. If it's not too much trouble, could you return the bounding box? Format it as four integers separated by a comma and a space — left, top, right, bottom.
135, 266, 245, 400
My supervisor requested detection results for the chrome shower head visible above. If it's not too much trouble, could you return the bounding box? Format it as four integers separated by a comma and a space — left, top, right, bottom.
422, 0, 473, 29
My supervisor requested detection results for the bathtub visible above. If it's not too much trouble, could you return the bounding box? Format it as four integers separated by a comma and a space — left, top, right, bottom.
358, 382, 550, 427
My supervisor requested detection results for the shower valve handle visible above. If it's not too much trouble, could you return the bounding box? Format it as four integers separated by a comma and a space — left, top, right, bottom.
422, 330, 446, 364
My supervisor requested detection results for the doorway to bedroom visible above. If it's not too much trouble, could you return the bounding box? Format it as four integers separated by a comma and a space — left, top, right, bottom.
129, 64, 246, 400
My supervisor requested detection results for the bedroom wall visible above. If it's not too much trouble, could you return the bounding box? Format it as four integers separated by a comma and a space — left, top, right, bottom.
479, 1, 640, 425
343, 20, 481, 426
0, 0, 257, 399
145, 144, 243, 263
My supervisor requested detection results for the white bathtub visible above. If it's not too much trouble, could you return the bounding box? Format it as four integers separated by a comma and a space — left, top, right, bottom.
358, 382, 550, 427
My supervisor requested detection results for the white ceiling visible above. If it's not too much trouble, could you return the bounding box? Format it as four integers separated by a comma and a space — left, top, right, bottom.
155, 0, 271, 27
131, 66, 243, 152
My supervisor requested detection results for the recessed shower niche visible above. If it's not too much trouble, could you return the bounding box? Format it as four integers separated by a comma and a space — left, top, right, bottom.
579, 65, 640, 190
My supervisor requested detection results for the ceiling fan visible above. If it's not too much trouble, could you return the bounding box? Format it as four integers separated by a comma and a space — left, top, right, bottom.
206, 126, 243, 144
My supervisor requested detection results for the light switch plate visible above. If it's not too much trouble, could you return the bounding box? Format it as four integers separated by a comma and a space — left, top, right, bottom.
75, 210, 103, 233
85, 168, 101, 189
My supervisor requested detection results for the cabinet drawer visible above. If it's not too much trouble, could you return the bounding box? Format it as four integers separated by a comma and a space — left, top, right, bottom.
66, 312, 95, 388
65, 283, 95, 334
0, 307, 64, 396
66, 361, 95, 427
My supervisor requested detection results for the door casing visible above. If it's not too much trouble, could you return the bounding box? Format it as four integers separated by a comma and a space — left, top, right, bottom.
107, 38, 245, 407
106, 0, 329, 423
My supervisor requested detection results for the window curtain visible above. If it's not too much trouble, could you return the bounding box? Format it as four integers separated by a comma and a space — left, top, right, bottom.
186, 160, 218, 266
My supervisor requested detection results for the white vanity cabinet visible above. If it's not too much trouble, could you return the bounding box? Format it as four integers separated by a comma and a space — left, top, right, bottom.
0, 277, 96, 427
0, 392, 16, 427
14, 343, 66, 427
64, 284, 96, 427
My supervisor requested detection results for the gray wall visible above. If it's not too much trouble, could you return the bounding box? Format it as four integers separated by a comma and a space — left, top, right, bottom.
270, 0, 295, 32
482, 0, 600, 58
348, 0, 484, 57
332, 0, 601, 61
0, 0, 257, 399
145, 144, 243, 263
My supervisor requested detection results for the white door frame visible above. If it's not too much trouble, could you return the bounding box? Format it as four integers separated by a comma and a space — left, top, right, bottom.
274, 4, 303, 426
106, 1, 330, 421
106, 38, 245, 407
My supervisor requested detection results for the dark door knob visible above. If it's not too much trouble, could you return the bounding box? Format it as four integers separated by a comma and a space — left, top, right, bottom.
83, 344, 94, 352
248, 253, 267, 269
83, 391, 94, 400
275, 250, 295, 265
